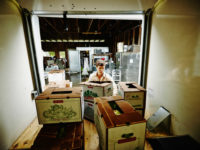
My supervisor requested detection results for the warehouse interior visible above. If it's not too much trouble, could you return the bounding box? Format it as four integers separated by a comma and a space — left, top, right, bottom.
40, 17, 143, 86
0, 0, 200, 150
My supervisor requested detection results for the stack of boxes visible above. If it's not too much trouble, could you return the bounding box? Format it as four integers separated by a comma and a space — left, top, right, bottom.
80, 81, 113, 121
34, 80, 147, 149
34, 87, 84, 149
118, 82, 146, 116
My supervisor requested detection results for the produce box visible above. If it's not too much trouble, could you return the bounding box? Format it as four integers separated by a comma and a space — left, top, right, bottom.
118, 82, 146, 116
45, 80, 72, 90
80, 81, 113, 101
84, 100, 94, 121
35, 87, 83, 124
48, 70, 65, 82
31, 122, 84, 150
80, 81, 113, 121
94, 96, 146, 150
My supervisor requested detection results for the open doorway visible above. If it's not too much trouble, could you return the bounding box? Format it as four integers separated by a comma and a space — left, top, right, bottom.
35, 13, 144, 88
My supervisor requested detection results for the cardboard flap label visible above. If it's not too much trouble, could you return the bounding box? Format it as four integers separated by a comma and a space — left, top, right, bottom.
118, 137, 136, 144
88, 86, 93, 88
53, 100, 64, 103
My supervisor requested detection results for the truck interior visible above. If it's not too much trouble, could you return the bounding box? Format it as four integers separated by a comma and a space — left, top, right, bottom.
0, 0, 200, 149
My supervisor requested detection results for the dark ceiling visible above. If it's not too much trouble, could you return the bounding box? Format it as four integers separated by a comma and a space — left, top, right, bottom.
39, 17, 142, 51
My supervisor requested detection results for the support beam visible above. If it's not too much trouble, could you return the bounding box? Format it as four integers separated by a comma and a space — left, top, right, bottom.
87, 19, 93, 32
98, 20, 108, 32
43, 18, 61, 35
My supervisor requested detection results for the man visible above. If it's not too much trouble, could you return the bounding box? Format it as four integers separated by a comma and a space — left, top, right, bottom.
88, 59, 117, 95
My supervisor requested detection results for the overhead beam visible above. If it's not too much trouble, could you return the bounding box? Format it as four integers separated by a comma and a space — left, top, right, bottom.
76, 19, 79, 32
87, 19, 93, 32
42, 42, 108, 51
43, 18, 62, 35
98, 20, 108, 32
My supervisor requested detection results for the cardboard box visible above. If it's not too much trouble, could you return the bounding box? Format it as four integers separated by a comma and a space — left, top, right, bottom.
48, 70, 65, 82
35, 87, 83, 124
84, 100, 94, 121
80, 81, 113, 101
94, 96, 146, 150
80, 81, 113, 121
45, 80, 72, 90
118, 82, 146, 116
31, 122, 84, 150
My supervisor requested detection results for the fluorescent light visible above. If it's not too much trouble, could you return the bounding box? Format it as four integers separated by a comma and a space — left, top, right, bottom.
100, 40, 105, 42
63, 39, 68, 42
51, 39, 56, 42
57, 39, 62, 42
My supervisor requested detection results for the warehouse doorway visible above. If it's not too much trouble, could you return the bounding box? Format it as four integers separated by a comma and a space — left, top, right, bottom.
31, 13, 146, 90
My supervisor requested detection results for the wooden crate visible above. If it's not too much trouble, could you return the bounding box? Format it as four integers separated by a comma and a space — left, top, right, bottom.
94, 97, 146, 150
31, 122, 84, 150
118, 82, 146, 116
35, 87, 84, 124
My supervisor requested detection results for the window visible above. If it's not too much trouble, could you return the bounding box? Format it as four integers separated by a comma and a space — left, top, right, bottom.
59, 51, 65, 58
44, 51, 55, 57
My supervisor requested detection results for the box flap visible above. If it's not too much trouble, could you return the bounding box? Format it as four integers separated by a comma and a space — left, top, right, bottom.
80, 81, 111, 87
97, 99, 146, 128
48, 70, 65, 74
119, 82, 146, 92
95, 96, 123, 104
36, 87, 82, 100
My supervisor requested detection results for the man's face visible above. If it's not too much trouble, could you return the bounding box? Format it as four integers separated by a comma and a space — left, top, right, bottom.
97, 64, 105, 75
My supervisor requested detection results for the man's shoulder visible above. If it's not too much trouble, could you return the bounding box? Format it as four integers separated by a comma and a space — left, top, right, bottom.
104, 72, 113, 81
88, 71, 97, 81
90, 71, 97, 77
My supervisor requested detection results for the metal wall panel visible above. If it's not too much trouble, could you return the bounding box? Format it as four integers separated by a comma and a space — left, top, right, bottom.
68, 50, 81, 72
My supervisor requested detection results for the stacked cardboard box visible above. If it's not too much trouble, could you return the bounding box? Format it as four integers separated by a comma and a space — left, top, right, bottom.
118, 82, 146, 116
35, 87, 84, 124
45, 80, 72, 90
48, 70, 65, 82
94, 96, 146, 150
80, 81, 113, 121
35, 87, 84, 149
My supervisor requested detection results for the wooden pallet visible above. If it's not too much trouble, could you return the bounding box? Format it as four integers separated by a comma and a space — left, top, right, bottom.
31, 122, 84, 150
